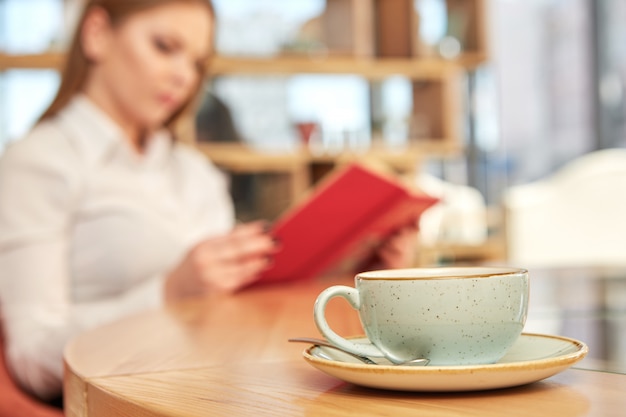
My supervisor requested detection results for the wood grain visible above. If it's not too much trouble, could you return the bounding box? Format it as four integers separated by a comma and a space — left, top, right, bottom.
64, 273, 626, 417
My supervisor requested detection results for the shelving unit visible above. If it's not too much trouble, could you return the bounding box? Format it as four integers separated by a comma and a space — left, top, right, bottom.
0, 0, 487, 160
0, 0, 497, 265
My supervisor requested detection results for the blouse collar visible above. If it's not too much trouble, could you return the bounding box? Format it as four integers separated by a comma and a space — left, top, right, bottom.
57, 94, 173, 168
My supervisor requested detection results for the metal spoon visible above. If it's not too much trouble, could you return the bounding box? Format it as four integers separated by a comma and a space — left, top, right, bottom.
288, 337, 430, 366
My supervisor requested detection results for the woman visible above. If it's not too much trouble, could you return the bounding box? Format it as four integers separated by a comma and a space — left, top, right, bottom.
0, 0, 416, 402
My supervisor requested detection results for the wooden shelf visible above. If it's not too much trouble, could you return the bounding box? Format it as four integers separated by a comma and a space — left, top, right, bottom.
417, 237, 507, 266
0, 52, 473, 79
211, 55, 466, 79
196, 142, 441, 174
196, 143, 310, 173
0, 52, 65, 70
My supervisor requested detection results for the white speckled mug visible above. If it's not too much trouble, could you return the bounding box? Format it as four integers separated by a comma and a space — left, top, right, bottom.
314, 267, 529, 366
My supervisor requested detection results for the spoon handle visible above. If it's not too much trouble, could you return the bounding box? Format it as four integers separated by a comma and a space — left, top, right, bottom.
288, 337, 378, 365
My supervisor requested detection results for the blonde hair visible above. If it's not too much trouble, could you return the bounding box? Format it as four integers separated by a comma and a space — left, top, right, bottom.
39, 0, 215, 134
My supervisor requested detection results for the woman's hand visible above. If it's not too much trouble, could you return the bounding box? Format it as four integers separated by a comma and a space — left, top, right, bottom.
366, 224, 419, 271
164, 221, 278, 301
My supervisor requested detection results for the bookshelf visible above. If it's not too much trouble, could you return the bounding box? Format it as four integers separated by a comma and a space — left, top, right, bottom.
0, 0, 490, 226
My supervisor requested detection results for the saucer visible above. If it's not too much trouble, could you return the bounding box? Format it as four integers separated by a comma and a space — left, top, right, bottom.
302, 333, 588, 392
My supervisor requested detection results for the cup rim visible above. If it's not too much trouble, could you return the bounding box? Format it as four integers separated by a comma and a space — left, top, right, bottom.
357, 266, 528, 281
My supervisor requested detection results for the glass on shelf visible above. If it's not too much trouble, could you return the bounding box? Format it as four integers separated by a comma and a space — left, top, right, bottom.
288, 74, 371, 154
415, 0, 448, 58
379, 76, 413, 150
415, 0, 474, 60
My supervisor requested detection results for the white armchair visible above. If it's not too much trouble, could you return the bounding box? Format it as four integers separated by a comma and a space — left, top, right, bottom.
503, 148, 626, 267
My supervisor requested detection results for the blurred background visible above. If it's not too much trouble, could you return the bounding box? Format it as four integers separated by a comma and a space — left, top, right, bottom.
1, 0, 625, 266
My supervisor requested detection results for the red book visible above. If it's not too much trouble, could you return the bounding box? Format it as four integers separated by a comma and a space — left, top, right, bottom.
256, 162, 439, 284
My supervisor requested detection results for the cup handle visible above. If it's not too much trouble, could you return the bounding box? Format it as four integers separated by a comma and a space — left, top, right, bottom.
313, 285, 385, 359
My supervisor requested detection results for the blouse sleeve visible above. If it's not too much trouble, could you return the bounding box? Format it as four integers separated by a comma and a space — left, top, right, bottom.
0, 130, 80, 399
0, 129, 164, 400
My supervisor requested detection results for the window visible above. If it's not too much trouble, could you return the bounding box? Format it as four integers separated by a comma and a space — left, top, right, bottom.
0, 0, 62, 151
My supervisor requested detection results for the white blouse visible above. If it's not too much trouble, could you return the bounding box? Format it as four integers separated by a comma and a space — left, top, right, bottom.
0, 96, 234, 400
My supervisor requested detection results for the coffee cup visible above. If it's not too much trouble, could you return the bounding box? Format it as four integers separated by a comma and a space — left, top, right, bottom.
313, 267, 529, 366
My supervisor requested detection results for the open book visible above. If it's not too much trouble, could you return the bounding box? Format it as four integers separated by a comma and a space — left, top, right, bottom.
256, 162, 439, 285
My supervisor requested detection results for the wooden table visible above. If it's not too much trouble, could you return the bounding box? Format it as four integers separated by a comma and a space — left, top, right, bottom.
63, 268, 626, 417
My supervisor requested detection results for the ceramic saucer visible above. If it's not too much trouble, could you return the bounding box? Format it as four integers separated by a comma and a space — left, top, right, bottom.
302, 333, 588, 392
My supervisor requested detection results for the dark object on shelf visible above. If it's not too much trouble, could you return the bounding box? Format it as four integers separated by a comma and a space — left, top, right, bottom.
195, 92, 242, 143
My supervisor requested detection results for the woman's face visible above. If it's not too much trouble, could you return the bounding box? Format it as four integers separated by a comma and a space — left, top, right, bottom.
83, 2, 212, 141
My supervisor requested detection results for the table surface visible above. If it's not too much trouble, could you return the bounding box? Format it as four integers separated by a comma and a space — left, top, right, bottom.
63, 267, 626, 417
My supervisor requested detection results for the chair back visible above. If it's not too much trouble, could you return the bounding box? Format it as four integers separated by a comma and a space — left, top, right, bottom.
0, 329, 64, 417
503, 148, 626, 267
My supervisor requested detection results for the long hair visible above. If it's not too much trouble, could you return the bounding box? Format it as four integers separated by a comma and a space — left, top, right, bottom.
39, 0, 215, 134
